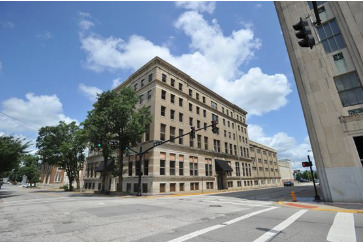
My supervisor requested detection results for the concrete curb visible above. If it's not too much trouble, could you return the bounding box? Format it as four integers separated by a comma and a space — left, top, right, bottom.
277, 201, 363, 213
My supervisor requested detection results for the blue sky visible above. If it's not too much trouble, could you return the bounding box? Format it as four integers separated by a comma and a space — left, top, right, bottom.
0, 1, 312, 169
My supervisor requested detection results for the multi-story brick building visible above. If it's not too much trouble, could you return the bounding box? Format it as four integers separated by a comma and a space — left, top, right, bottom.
84, 57, 281, 194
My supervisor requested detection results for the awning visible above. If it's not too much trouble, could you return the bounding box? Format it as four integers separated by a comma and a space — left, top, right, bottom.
95, 159, 115, 172
215, 159, 233, 172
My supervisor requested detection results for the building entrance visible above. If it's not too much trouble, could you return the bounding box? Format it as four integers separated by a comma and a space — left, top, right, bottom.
353, 136, 363, 166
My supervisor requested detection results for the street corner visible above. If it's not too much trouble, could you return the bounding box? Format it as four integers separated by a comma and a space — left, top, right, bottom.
277, 200, 363, 214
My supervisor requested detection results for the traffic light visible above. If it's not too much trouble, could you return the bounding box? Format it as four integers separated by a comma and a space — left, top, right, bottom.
292, 17, 315, 49
190, 127, 195, 139
211, 121, 218, 134
302, 161, 312, 167
97, 137, 102, 148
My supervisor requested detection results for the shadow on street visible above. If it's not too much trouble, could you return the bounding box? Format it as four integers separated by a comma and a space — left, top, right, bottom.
0, 190, 19, 199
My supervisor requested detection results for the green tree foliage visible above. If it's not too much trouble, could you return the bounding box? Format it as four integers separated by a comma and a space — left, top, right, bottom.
0, 135, 30, 176
83, 88, 151, 192
19, 155, 41, 187
36, 121, 86, 191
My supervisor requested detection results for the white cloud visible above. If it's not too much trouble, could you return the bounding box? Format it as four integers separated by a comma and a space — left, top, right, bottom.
79, 20, 94, 31
0, 93, 76, 132
175, 1, 216, 14
2, 21, 15, 28
112, 78, 122, 89
79, 83, 102, 101
36, 31, 54, 40
249, 124, 312, 169
79, 10, 291, 116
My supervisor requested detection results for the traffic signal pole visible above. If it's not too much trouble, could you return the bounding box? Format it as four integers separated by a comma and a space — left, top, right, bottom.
307, 155, 321, 202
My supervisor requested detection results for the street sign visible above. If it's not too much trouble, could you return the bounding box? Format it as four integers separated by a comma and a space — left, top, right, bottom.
154, 140, 163, 146
108, 140, 118, 146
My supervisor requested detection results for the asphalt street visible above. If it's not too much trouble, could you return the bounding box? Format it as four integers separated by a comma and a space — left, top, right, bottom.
0, 184, 362, 242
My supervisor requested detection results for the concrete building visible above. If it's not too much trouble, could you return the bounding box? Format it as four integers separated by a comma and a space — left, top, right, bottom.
275, 2, 363, 202
278, 159, 294, 184
85, 57, 281, 194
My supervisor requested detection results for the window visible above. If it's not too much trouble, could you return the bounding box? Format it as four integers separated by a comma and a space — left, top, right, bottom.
148, 90, 152, 100
180, 183, 185, 191
162, 74, 166, 82
141, 79, 144, 87
179, 83, 183, 91
170, 154, 176, 175
317, 19, 345, 53
190, 182, 199, 191
190, 135, 194, 147
203, 109, 206, 117
197, 135, 202, 148
234, 145, 237, 156
196, 93, 199, 100
228, 121, 230, 127
179, 112, 183, 122
134, 83, 138, 91
189, 103, 193, 112
242, 163, 246, 176
160, 124, 166, 141
207, 182, 214, 189
161, 90, 166, 100
145, 124, 150, 141
189, 117, 193, 126
211, 101, 217, 109
160, 153, 166, 175
233, 134, 236, 140
143, 153, 149, 176
225, 142, 228, 154
224, 130, 227, 137
213, 139, 221, 152
212, 114, 218, 123
170, 183, 176, 192
334, 72, 363, 107
204, 122, 207, 131
197, 120, 200, 129
171, 78, 175, 87
307, 1, 326, 9
229, 144, 233, 154
170, 126, 175, 143
149, 73, 153, 82
222, 107, 224, 113
202, 96, 206, 103
171, 94, 175, 104
189, 156, 198, 176
161, 106, 166, 116
160, 183, 166, 192
204, 136, 208, 150
236, 162, 240, 176
196, 106, 200, 115
170, 109, 175, 120
223, 119, 225, 125
232, 123, 234, 129
179, 129, 183, 145
228, 181, 233, 188
179, 98, 183, 107
179, 155, 184, 176
205, 158, 212, 176
189, 89, 193, 97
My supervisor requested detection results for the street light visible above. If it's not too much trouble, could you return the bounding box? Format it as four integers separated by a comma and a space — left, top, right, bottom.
306, 152, 321, 202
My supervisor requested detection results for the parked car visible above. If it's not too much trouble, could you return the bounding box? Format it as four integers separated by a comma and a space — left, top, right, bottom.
284, 181, 294, 187
299, 178, 309, 182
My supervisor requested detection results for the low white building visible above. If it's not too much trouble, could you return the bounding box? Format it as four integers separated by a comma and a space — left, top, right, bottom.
278, 159, 294, 183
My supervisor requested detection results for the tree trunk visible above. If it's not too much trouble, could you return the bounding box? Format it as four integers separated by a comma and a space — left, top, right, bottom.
117, 148, 124, 192
68, 176, 73, 191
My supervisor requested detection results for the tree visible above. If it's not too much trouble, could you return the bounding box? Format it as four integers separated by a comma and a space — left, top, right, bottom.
83, 88, 151, 192
0, 135, 30, 177
19, 154, 41, 187
36, 121, 86, 191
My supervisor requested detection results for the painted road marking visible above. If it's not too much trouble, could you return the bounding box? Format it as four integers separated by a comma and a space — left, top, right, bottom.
253, 209, 308, 242
168, 207, 277, 242
327, 212, 356, 242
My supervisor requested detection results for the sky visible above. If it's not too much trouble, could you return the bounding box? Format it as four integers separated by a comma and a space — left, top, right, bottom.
0, 1, 314, 169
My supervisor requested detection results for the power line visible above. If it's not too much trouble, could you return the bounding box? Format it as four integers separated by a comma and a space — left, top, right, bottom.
0, 111, 40, 130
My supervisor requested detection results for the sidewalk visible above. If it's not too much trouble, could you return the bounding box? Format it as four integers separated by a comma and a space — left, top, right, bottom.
278, 196, 363, 213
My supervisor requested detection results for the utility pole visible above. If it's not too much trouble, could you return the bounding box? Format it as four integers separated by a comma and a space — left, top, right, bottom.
307, 155, 321, 202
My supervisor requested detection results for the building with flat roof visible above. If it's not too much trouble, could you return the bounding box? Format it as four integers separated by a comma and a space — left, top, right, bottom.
278, 159, 294, 184
275, 2, 363, 202
84, 57, 281, 194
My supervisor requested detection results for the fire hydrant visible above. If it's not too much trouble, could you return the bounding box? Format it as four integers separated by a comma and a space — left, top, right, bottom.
290, 191, 297, 202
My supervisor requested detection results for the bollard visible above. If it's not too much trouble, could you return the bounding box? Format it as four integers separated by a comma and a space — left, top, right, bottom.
290, 191, 297, 202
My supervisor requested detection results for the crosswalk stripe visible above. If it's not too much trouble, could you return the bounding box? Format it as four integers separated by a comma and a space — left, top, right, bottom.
327, 212, 356, 242
253, 209, 308, 242
168, 207, 277, 242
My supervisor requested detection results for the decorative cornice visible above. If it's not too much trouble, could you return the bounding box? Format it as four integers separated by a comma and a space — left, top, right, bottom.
339, 112, 363, 123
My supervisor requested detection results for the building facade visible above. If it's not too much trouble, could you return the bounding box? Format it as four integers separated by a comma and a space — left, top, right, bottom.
278, 159, 295, 184
275, 2, 363, 202
85, 57, 281, 194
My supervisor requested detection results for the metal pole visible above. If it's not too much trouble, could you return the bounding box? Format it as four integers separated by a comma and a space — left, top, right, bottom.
308, 155, 321, 201
137, 146, 143, 196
